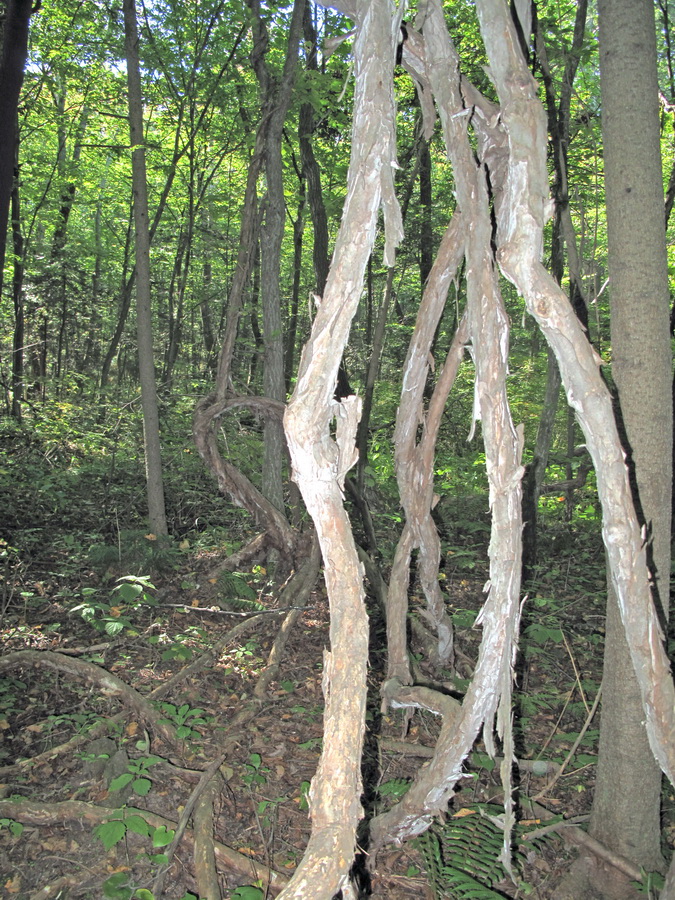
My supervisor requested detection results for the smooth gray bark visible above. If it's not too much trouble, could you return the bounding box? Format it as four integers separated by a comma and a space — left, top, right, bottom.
590, 0, 672, 882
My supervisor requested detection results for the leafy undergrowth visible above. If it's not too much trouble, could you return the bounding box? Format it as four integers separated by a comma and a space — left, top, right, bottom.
0, 410, 633, 899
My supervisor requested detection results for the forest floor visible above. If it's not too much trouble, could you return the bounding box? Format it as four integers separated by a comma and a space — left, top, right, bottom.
0, 532, 615, 900
0, 417, 657, 900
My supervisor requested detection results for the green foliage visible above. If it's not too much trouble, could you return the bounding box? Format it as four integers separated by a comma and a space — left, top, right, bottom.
94, 813, 175, 854
377, 778, 411, 800
217, 571, 264, 611
70, 575, 157, 636
0, 817, 24, 837
156, 702, 212, 740
632, 868, 665, 895
89, 532, 180, 574
229, 886, 264, 900
298, 780, 311, 811
95, 818, 128, 851
242, 752, 269, 788
102, 871, 155, 900
414, 805, 525, 900
108, 755, 163, 797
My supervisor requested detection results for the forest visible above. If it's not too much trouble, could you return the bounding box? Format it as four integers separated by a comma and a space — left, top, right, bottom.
0, 0, 674, 898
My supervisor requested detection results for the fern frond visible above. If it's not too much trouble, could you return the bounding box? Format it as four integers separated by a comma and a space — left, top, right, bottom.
217, 571, 259, 602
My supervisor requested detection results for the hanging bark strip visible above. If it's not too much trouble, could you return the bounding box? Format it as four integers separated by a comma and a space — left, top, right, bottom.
473, 0, 675, 787
385, 215, 467, 685
372, 2, 524, 861
281, 0, 402, 895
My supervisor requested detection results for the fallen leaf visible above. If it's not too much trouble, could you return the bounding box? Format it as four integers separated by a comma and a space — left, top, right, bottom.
5, 874, 21, 893
452, 808, 477, 819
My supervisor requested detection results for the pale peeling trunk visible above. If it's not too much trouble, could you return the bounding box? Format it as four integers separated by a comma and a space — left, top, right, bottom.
281, 0, 402, 896
473, 0, 675, 793
373, 0, 524, 857
386, 216, 467, 685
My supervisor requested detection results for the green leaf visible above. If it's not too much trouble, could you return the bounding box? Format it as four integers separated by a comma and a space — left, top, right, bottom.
125, 814, 152, 836
152, 825, 175, 847
133, 890, 155, 900
95, 819, 127, 850
109, 772, 134, 792
114, 582, 144, 603
230, 887, 265, 900
143, 755, 164, 767
132, 777, 152, 795
102, 872, 132, 900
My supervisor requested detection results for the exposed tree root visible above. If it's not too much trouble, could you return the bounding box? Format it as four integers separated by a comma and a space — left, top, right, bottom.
0, 650, 180, 750
0, 798, 289, 894
193, 776, 223, 900
153, 749, 232, 898
0, 613, 271, 780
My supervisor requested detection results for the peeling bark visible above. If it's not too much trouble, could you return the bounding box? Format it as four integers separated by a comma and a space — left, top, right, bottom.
281, 0, 401, 895
473, 0, 675, 790
372, 2, 524, 858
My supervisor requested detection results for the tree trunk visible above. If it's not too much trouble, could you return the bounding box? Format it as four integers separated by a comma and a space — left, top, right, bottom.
123, 0, 168, 537
248, 0, 305, 514
0, 0, 33, 300
589, 0, 672, 885
281, 0, 402, 893
10, 173, 24, 421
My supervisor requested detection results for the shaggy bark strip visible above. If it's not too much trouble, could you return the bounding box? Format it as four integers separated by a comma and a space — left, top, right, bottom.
281, 1, 402, 895
372, 3, 524, 864
386, 214, 467, 682
473, 0, 675, 789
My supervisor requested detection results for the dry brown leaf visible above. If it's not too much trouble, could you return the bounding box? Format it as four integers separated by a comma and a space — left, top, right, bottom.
4, 874, 21, 893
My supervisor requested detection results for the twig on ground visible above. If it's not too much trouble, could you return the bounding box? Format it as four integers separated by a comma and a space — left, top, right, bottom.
153, 749, 231, 897
532, 682, 602, 801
